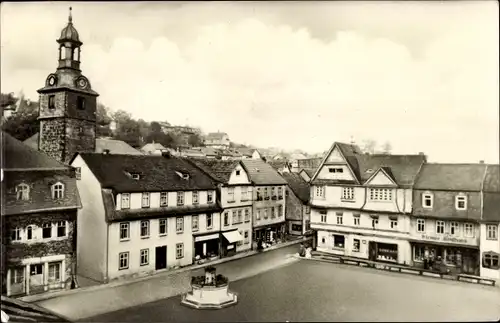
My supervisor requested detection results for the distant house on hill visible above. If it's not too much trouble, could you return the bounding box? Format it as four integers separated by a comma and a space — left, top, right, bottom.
204, 132, 230, 149
24, 133, 143, 156
236, 148, 262, 160
268, 160, 291, 174
140, 142, 171, 155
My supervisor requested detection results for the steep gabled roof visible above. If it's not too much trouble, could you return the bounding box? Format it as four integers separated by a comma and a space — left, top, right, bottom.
1, 295, 71, 322
78, 153, 217, 193
483, 165, 500, 192
482, 165, 500, 222
187, 159, 242, 183
2, 131, 67, 169
311, 142, 362, 183
414, 163, 488, 191
241, 159, 287, 185
282, 172, 310, 203
141, 142, 167, 152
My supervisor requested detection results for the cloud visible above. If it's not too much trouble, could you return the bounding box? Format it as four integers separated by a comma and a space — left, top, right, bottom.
1, 2, 498, 163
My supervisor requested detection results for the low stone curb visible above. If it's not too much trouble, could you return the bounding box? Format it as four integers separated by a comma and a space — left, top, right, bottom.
295, 254, 498, 288
20, 237, 311, 303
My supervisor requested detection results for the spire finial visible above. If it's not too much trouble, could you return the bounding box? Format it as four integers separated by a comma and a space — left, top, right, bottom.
69, 7, 73, 23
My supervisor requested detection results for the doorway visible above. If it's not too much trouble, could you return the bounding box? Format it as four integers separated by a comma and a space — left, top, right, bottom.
368, 241, 377, 261
155, 246, 167, 270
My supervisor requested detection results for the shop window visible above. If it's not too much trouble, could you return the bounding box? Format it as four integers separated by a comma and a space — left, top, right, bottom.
333, 235, 345, 249
436, 221, 445, 234
140, 220, 150, 238
486, 225, 498, 240
417, 219, 426, 233
377, 243, 398, 262
352, 239, 360, 252
48, 262, 61, 282
445, 248, 461, 266
336, 212, 343, 225
414, 245, 425, 261
119, 252, 129, 270
482, 252, 499, 269
291, 224, 303, 232
120, 222, 130, 240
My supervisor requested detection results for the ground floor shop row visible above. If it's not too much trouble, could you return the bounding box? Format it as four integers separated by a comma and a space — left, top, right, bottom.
315, 230, 485, 277
253, 222, 286, 245
5, 254, 70, 297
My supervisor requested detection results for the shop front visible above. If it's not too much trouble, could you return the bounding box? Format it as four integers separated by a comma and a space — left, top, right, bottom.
369, 242, 399, 263
253, 222, 286, 245
221, 230, 243, 258
193, 233, 220, 263
411, 242, 479, 275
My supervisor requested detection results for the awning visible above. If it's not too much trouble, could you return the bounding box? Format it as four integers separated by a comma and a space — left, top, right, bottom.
222, 230, 243, 244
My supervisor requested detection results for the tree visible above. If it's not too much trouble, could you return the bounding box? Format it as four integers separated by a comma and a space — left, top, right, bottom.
1, 93, 18, 109
114, 118, 142, 148
382, 141, 392, 155
188, 134, 204, 147
112, 109, 132, 125
1, 94, 39, 141
361, 139, 377, 154
96, 103, 112, 126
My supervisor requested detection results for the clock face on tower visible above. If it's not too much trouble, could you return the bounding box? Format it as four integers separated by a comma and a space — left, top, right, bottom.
77, 77, 88, 89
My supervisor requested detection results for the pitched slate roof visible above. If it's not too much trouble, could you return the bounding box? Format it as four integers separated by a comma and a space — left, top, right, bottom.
23, 133, 143, 155
414, 163, 488, 191
482, 165, 500, 222
268, 160, 289, 171
187, 159, 241, 183
356, 154, 425, 186
282, 173, 310, 203
236, 147, 255, 157
2, 132, 67, 169
1, 295, 71, 322
483, 165, 500, 192
241, 159, 287, 185
141, 142, 167, 152
200, 147, 219, 156
78, 153, 217, 193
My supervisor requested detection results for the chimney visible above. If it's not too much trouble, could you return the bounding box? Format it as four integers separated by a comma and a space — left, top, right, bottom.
479, 160, 484, 164
103, 149, 110, 154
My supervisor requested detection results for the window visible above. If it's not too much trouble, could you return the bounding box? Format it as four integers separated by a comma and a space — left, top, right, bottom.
256, 209, 261, 220
51, 182, 65, 199
77, 96, 85, 110
321, 237, 326, 244
271, 208, 276, 218
192, 191, 199, 204
140, 249, 149, 266
342, 187, 354, 201
464, 223, 474, 237
121, 193, 130, 209
278, 187, 283, 199
336, 213, 343, 225
305, 206, 310, 214
449, 222, 459, 236
207, 191, 214, 203
176, 243, 184, 259
174, 191, 185, 206
414, 246, 425, 261
371, 216, 379, 229
241, 187, 248, 201
75, 167, 81, 180
238, 210, 243, 222
278, 205, 283, 218
10, 267, 24, 285
120, 222, 130, 240
48, 95, 56, 109
455, 195, 467, 210
224, 212, 230, 226
390, 218, 398, 229
30, 264, 42, 276
244, 230, 250, 244
291, 224, 303, 232
244, 209, 250, 222
207, 214, 213, 229
264, 187, 269, 200
256, 188, 262, 201
422, 193, 433, 208
119, 252, 129, 270
482, 252, 499, 269
436, 221, 445, 234
142, 192, 150, 208
192, 215, 199, 231
228, 187, 235, 202
369, 188, 393, 201
159, 219, 167, 235
329, 167, 343, 173
237, 230, 244, 246
232, 211, 237, 224
264, 209, 268, 219
16, 183, 30, 201
333, 235, 345, 248
11, 228, 21, 241
48, 262, 61, 282
236, 170, 241, 176
140, 220, 150, 238
42, 223, 52, 239
417, 219, 426, 233
487, 225, 498, 240
176, 217, 184, 233
320, 211, 327, 223
353, 239, 360, 252
160, 192, 168, 207
315, 186, 325, 198
271, 187, 276, 199
57, 221, 66, 237
353, 214, 360, 226
26, 226, 33, 240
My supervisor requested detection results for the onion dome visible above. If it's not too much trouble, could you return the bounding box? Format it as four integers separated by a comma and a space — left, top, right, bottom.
57, 7, 81, 45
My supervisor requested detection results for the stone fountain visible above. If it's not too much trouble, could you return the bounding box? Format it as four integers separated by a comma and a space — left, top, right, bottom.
181, 266, 238, 309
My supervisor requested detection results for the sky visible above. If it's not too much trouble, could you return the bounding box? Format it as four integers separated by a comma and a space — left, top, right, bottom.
1, 1, 499, 163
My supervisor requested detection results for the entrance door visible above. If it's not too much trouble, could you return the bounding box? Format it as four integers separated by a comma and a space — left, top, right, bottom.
155, 246, 167, 270
368, 242, 377, 261
29, 264, 44, 294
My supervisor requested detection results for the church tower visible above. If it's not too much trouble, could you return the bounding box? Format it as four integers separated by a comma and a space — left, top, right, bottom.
37, 7, 99, 164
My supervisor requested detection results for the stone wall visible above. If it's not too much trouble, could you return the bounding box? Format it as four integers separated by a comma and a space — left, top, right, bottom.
66, 92, 97, 122
38, 92, 66, 119
64, 119, 96, 164
39, 119, 65, 162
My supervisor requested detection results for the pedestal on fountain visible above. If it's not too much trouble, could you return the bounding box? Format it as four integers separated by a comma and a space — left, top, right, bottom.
181, 266, 238, 310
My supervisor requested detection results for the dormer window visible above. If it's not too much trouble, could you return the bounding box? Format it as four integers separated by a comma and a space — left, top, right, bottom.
422, 193, 433, 208
131, 173, 140, 180
51, 182, 65, 199
16, 183, 30, 201
455, 195, 467, 210
366, 169, 374, 174
175, 171, 190, 180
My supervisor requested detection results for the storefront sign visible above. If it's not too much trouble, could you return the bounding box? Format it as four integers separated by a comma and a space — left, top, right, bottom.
194, 233, 219, 243
420, 234, 470, 245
